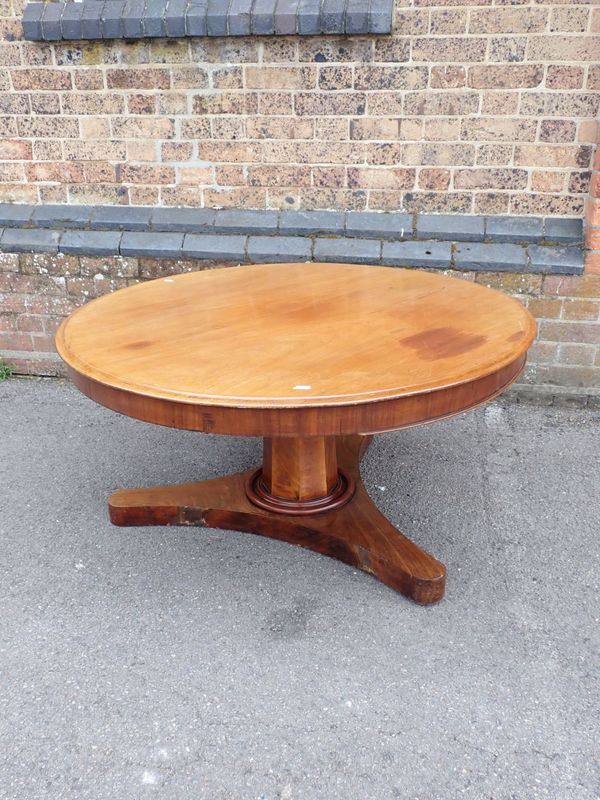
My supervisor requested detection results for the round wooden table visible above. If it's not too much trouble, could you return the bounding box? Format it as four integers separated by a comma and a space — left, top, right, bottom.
56, 263, 535, 604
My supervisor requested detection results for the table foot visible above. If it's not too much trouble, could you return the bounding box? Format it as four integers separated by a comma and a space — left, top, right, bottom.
108, 434, 445, 604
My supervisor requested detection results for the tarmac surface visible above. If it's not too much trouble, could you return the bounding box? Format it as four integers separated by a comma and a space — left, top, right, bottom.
1, 377, 599, 800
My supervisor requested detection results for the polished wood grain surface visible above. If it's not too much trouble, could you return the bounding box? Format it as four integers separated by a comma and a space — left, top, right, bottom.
56, 263, 535, 405
56, 263, 535, 436
56, 262, 536, 603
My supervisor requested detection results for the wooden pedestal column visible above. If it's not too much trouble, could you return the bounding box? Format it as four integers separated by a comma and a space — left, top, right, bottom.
246, 437, 355, 515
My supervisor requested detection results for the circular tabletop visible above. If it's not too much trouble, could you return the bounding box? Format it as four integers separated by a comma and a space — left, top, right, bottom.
56, 263, 536, 436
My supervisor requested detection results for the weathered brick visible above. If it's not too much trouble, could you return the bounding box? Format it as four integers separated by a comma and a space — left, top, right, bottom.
562, 300, 600, 321
468, 65, 543, 90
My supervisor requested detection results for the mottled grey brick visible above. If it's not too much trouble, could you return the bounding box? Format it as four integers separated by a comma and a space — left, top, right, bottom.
279, 210, 344, 236
206, 0, 227, 35
91, 206, 152, 231
215, 209, 279, 235
182, 234, 247, 261
0, 228, 61, 254
454, 242, 527, 272
0, 204, 35, 227
314, 237, 381, 265
21, 3, 44, 40
486, 216, 543, 243
369, 0, 393, 33
382, 240, 451, 269
60, 230, 122, 257
122, 0, 145, 38
227, 0, 251, 35
417, 214, 484, 242
346, 211, 412, 240
165, 0, 187, 36
81, 1, 103, 38
345, 0, 368, 34
102, 0, 126, 38
248, 235, 311, 263
544, 217, 583, 244
321, 0, 345, 34
252, 0, 275, 34
120, 232, 184, 258
151, 207, 215, 232
32, 205, 91, 229
60, 2, 83, 40
142, 0, 166, 36
297, 0, 320, 34
41, 2, 63, 40
528, 245, 584, 275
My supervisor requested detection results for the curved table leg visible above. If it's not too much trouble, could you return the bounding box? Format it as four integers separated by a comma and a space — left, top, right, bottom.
108, 435, 446, 605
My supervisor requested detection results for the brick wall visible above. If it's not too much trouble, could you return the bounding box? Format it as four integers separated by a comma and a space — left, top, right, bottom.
1, 252, 599, 398
1, 1, 599, 394
0, 0, 598, 218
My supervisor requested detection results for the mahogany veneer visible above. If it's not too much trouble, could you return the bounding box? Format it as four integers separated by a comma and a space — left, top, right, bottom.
56, 263, 536, 604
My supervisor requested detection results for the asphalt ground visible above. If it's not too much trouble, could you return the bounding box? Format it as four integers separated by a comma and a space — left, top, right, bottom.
1, 377, 598, 800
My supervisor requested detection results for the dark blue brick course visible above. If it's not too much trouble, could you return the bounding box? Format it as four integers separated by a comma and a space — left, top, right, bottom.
21, 2, 43, 39
186, 0, 208, 35
344, 0, 367, 34
123, 0, 146, 37
215, 209, 279, 235
120, 232, 184, 258
165, 0, 187, 35
206, 0, 228, 35
486, 216, 543, 243
22, 0, 393, 40
80, 1, 103, 38
227, 0, 251, 35
248, 235, 311, 262
280, 210, 345, 236
382, 240, 451, 269
0, 203, 35, 227
151, 207, 215, 232
346, 211, 412, 240
41, 2, 63, 40
314, 237, 381, 265
417, 214, 484, 242
60, 230, 123, 257
91, 206, 152, 231
102, 0, 126, 38
0, 228, 61, 254
528, 245, 584, 275
544, 218, 583, 244
32, 205, 91, 229
454, 242, 528, 272
182, 234, 247, 261
321, 0, 345, 34
297, 0, 320, 34
0, 204, 585, 275
60, 1, 83, 40
273, 0, 297, 35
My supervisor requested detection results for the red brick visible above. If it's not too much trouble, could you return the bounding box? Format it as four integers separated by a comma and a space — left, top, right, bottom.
0, 332, 33, 351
